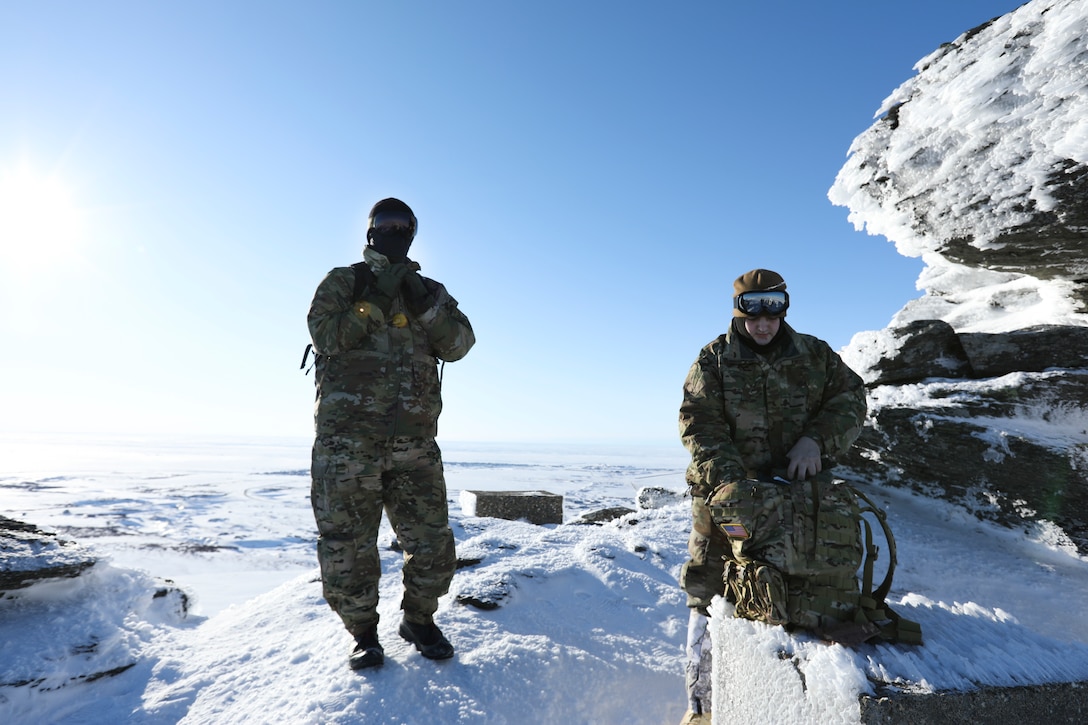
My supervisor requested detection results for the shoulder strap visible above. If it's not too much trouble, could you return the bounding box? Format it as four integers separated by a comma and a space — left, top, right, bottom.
851, 485, 897, 603
847, 484, 924, 645
351, 261, 375, 301
302, 264, 369, 376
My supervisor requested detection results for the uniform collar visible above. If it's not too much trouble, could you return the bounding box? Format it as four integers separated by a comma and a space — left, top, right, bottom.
727, 319, 795, 358
363, 245, 390, 271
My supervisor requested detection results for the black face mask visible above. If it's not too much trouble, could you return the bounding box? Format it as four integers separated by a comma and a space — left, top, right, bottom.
368, 228, 413, 262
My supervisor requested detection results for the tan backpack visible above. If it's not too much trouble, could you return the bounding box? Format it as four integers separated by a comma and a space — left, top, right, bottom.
708, 477, 922, 646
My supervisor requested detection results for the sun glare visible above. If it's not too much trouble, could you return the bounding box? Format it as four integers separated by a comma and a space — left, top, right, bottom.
0, 163, 87, 270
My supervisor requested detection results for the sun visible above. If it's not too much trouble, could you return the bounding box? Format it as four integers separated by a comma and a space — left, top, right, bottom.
0, 162, 87, 270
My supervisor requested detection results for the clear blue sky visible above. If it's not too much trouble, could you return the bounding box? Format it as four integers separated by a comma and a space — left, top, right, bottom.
0, 1, 1027, 445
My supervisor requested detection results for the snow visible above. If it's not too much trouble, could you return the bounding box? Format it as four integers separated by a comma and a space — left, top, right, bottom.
2, 434, 1088, 724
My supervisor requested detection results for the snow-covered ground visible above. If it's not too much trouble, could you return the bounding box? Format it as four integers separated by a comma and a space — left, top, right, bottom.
2, 433, 1088, 724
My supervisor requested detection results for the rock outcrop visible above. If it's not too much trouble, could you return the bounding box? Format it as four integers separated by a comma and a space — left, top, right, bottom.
0, 515, 97, 596
828, 0, 1088, 554
1, 515, 191, 695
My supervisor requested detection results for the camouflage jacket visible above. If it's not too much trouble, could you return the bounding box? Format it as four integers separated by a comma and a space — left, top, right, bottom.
308, 248, 475, 440
679, 321, 866, 495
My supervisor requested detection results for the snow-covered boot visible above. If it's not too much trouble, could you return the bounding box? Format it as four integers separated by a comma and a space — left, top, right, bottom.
679, 709, 712, 725
349, 626, 384, 670
399, 619, 455, 660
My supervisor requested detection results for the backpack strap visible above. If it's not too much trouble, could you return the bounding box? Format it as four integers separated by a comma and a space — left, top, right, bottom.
851, 486, 896, 603
300, 343, 314, 372
848, 484, 924, 645
302, 263, 371, 376
351, 261, 376, 301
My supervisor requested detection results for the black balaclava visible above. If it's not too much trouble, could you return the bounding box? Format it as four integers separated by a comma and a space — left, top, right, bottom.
366, 197, 417, 263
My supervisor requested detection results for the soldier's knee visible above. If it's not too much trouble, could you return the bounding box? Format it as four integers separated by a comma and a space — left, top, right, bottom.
401, 525, 454, 559
686, 529, 712, 565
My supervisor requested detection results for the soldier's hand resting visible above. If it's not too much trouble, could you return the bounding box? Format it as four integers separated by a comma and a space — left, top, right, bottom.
786, 436, 821, 480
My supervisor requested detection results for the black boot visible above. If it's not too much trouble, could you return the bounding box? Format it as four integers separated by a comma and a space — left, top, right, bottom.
349, 626, 384, 670
398, 619, 455, 660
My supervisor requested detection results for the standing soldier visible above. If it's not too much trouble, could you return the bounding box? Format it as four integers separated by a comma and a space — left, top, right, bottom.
307, 197, 475, 670
676, 269, 866, 723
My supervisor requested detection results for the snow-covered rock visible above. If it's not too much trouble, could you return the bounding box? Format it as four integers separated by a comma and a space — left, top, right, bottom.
829, 0, 1088, 554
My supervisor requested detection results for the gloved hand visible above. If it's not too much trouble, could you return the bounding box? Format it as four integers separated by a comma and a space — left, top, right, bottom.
371, 263, 409, 313
401, 271, 434, 315
786, 436, 822, 480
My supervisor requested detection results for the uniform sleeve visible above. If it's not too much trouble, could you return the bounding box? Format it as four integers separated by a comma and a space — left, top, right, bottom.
679, 349, 747, 494
803, 344, 867, 460
306, 267, 385, 356
416, 282, 475, 362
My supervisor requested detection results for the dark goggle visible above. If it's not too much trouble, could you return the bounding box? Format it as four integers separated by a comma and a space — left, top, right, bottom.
370, 210, 415, 233
734, 290, 789, 317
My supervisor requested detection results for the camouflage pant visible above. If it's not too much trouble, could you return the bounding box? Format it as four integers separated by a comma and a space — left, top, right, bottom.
311, 435, 456, 636
679, 491, 731, 610
685, 609, 713, 715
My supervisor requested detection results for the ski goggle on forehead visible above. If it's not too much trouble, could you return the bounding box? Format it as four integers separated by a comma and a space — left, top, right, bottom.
370, 210, 415, 233
734, 290, 789, 317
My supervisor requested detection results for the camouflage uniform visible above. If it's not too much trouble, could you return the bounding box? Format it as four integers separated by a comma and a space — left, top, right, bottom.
308, 246, 474, 636
678, 320, 866, 610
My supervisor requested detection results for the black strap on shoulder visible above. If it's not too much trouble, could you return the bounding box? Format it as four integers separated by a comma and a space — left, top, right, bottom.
351, 262, 375, 301
300, 343, 316, 375
300, 263, 373, 377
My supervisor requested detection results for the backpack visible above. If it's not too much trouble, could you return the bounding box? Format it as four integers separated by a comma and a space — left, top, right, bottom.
708, 476, 922, 646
